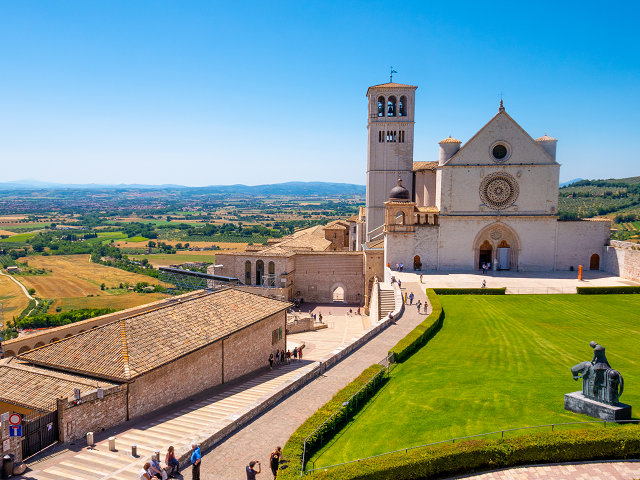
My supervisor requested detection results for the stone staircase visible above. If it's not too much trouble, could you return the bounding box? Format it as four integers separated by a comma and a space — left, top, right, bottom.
378, 285, 396, 319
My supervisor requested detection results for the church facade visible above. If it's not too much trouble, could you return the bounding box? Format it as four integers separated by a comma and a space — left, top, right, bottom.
367, 82, 611, 273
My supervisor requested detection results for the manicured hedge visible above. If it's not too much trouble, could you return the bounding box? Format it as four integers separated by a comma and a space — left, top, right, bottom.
279, 365, 386, 479
433, 287, 506, 295
307, 426, 640, 479
389, 289, 444, 363
577, 286, 640, 295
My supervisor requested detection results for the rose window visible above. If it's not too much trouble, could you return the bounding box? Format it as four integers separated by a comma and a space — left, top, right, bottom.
480, 173, 519, 210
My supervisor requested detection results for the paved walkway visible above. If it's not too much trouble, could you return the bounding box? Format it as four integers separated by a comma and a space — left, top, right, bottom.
452, 460, 640, 479
288, 312, 372, 361
390, 269, 638, 293
23, 362, 316, 479
181, 283, 428, 479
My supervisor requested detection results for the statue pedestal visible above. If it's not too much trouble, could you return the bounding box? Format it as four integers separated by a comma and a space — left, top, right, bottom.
564, 391, 632, 421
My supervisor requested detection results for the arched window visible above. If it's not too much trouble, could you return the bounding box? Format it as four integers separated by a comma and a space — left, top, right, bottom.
395, 211, 405, 225
50, 338, 59, 344
399, 96, 407, 116
34, 342, 45, 349
18, 346, 30, 354
245, 261, 251, 285
256, 260, 264, 286
387, 96, 397, 117
377, 96, 385, 117
268, 261, 275, 286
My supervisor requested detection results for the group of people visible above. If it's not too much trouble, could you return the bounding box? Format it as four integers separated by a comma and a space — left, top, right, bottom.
269, 345, 304, 369
246, 446, 283, 479
140, 444, 284, 480
139, 446, 181, 480
395, 262, 405, 271
481, 262, 491, 274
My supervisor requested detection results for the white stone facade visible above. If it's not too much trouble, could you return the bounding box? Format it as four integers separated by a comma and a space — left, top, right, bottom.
372, 84, 611, 272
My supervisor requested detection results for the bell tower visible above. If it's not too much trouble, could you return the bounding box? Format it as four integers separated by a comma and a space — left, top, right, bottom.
365, 81, 418, 239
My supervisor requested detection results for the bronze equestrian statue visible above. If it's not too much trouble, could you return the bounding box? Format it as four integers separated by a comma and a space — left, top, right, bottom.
570, 341, 624, 405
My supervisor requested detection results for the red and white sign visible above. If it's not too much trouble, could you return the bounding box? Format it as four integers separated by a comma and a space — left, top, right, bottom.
8, 414, 21, 426
2, 439, 9, 453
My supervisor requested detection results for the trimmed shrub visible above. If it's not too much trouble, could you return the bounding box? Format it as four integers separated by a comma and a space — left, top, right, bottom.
433, 287, 506, 295
577, 286, 640, 295
279, 365, 386, 479
389, 289, 444, 363
306, 426, 640, 479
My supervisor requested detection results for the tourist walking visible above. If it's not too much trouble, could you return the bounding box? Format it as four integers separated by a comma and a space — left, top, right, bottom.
269, 446, 282, 478
481, 279, 486, 288
400, 262, 404, 271
409, 292, 414, 305
398, 279, 402, 288
191, 443, 201, 480
275, 350, 280, 364
269, 353, 274, 370
286, 350, 291, 364
165, 446, 180, 478
419, 273, 423, 283
140, 462, 152, 480
298, 343, 304, 360
416, 300, 422, 313
293, 346, 298, 361
246, 460, 261, 479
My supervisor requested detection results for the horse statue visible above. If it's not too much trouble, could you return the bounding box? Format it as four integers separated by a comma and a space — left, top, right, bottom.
571, 341, 624, 405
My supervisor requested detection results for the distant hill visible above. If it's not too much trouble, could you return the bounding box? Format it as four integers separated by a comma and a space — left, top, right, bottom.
559, 178, 583, 188
0, 180, 366, 196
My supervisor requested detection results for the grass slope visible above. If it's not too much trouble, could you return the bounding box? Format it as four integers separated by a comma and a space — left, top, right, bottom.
310, 295, 640, 468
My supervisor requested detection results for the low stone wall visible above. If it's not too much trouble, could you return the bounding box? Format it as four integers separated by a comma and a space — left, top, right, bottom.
369, 280, 380, 324
57, 384, 127, 443
604, 240, 640, 283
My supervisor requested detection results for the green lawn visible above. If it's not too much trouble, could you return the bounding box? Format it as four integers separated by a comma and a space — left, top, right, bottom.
309, 294, 640, 468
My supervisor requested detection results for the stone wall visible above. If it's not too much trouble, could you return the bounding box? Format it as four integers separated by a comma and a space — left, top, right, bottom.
294, 252, 364, 304
556, 219, 611, 270
604, 240, 640, 283
384, 226, 439, 272
57, 384, 127, 443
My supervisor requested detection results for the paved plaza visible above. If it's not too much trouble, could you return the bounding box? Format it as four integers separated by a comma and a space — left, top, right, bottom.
288, 303, 372, 360
390, 269, 638, 293
453, 461, 640, 480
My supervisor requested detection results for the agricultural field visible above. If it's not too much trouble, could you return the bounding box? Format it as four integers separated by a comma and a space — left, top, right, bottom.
0, 232, 38, 244
0, 274, 30, 326
0, 230, 17, 237
50, 292, 167, 312
129, 251, 218, 268
309, 294, 640, 468
16, 255, 165, 304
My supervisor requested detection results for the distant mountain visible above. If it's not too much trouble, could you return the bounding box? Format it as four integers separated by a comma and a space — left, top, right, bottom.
559, 178, 583, 187
0, 180, 366, 196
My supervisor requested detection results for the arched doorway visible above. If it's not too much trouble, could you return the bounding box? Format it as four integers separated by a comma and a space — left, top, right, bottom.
496, 240, 511, 270
414, 255, 422, 271
256, 260, 264, 286
245, 261, 252, 285
332, 286, 345, 302
590, 254, 600, 270
478, 240, 492, 269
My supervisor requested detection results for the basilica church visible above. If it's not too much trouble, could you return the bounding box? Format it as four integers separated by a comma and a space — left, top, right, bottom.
365, 81, 610, 273
215, 80, 611, 307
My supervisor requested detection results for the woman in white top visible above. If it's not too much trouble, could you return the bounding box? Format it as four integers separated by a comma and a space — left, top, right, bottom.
140, 462, 152, 480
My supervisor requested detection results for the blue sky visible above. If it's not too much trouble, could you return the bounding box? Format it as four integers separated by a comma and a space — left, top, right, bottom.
1, 1, 638, 186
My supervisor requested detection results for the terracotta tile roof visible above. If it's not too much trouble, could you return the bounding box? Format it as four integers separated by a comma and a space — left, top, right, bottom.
416, 206, 440, 213
412, 161, 439, 171
535, 134, 557, 142
18, 289, 291, 382
365, 238, 385, 249
439, 136, 461, 144
323, 220, 348, 230
0, 358, 117, 412
346, 214, 362, 222
367, 82, 418, 95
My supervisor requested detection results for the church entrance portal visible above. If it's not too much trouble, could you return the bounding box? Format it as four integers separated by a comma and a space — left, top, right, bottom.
479, 240, 492, 269
332, 286, 345, 302
414, 255, 422, 270
590, 254, 600, 270
497, 240, 511, 270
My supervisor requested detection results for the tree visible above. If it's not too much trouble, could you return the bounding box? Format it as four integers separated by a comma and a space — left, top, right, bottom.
100, 283, 105, 290
175, 243, 183, 249
184, 243, 190, 248
28, 288, 36, 295
148, 241, 156, 248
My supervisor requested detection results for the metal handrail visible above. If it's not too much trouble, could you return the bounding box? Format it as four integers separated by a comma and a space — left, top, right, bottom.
304, 419, 639, 474
300, 365, 386, 476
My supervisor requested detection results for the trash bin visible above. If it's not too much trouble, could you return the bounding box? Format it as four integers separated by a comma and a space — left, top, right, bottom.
2, 454, 14, 479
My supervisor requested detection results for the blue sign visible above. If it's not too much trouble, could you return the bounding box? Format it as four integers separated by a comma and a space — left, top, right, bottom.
9, 425, 22, 437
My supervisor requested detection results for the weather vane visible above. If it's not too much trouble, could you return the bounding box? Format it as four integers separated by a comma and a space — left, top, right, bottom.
390, 66, 397, 82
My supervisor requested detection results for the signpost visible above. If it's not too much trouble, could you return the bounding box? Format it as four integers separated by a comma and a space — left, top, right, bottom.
2, 438, 9, 452
8, 414, 21, 426
97, 388, 104, 399
74, 389, 81, 400
9, 425, 21, 437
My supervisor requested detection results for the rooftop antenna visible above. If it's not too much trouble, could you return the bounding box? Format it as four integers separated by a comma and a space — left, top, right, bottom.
390, 66, 397, 82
